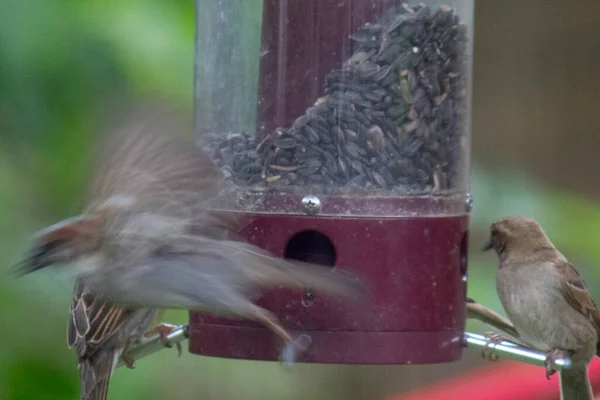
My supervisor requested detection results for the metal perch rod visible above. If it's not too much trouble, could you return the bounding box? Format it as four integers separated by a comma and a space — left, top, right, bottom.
115, 299, 575, 374
463, 332, 572, 371
110, 303, 577, 400
116, 324, 189, 368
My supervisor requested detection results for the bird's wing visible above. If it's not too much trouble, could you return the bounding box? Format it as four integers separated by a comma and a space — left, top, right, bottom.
68, 278, 133, 357
86, 102, 226, 228
554, 261, 600, 333
67, 278, 134, 400
94, 235, 366, 312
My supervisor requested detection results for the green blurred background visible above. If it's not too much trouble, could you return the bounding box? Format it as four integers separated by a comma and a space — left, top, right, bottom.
1, 0, 600, 399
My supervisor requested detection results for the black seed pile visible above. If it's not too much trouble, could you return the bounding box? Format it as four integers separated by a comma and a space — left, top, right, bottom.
202, 3, 469, 196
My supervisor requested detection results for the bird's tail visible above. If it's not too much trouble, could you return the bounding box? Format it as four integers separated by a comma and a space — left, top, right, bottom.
559, 369, 593, 400
228, 241, 370, 304
465, 297, 523, 344
78, 356, 114, 400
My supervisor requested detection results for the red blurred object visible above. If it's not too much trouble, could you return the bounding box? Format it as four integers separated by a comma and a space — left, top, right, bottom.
385, 358, 600, 400
189, 195, 469, 364
256, 0, 397, 138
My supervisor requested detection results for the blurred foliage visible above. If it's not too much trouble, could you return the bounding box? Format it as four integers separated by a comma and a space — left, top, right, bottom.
2, 1, 600, 400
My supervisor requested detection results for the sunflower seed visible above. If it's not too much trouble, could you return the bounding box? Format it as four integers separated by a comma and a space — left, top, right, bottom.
203, 4, 469, 194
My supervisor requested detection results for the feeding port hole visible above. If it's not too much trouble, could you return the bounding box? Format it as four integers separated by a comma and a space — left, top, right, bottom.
284, 230, 336, 306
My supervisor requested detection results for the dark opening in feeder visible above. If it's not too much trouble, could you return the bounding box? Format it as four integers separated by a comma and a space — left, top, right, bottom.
285, 230, 336, 266
193, 0, 474, 365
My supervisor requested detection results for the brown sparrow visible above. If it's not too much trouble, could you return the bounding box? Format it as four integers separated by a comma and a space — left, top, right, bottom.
483, 215, 600, 399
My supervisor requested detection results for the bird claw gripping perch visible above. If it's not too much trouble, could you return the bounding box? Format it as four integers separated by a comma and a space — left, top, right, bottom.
481, 332, 508, 361
281, 334, 312, 368
121, 354, 136, 369
149, 323, 183, 357
544, 349, 572, 380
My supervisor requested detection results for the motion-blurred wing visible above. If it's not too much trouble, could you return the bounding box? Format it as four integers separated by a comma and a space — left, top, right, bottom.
86, 103, 225, 226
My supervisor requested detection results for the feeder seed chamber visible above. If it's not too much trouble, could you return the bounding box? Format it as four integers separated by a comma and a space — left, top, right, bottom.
192, 0, 474, 365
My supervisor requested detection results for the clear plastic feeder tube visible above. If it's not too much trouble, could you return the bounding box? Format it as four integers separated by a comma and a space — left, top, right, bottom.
195, 0, 474, 217
191, 1, 474, 364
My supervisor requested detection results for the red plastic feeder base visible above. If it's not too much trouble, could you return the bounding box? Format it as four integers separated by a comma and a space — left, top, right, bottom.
189, 194, 469, 365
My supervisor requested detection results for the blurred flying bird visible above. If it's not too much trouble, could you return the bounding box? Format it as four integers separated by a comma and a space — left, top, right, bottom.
13, 103, 366, 399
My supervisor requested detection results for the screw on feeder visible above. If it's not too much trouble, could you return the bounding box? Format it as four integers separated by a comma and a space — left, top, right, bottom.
301, 195, 321, 215
302, 288, 315, 306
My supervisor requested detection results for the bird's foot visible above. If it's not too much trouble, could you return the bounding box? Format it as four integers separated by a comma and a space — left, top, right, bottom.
281, 334, 312, 368
150, 323, 182, 357
481, 332, 506, 361
544, 349, 571, 380
121, 353, 136, 369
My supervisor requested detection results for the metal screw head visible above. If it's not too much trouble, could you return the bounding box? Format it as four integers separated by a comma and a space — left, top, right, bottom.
301, 195, 321, 215
465, 193, 474, 213
302, 289, 315, 307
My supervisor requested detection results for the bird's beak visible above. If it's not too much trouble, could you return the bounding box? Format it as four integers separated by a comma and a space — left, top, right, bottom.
12, 215, 94, 278
12, 243, 55, 277
481, 236, 494, 252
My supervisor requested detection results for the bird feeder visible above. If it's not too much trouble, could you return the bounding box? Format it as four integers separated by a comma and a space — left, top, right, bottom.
192, 0, 474, 364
